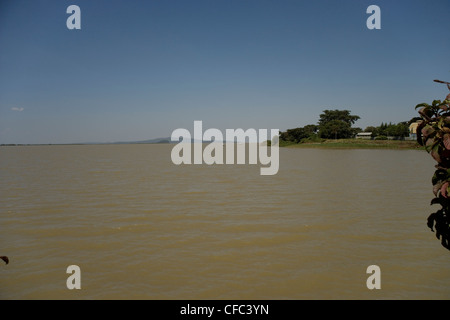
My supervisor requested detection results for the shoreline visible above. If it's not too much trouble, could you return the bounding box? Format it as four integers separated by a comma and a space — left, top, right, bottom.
1, 139, 424, 150
282, 139, 423, 150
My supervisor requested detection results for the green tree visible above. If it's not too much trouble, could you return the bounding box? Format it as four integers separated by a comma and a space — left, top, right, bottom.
318, 110, 360, 139
286, 127, 308, 142
391, 122, 409, 138
318, 110, 360, 127
364, 126, 377, 133
319, 119, 353, 139
373, 122, 409, 139
303, 124, 319, 135
378, 122, 388, 136
280, 124, 318, 143
352, 127, 363, 135
364, 126, 378, 138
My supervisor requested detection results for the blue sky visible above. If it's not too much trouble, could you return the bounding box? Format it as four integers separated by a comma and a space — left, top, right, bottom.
0, 0, 449, 144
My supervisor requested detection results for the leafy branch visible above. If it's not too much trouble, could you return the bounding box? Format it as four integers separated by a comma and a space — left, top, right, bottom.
416, 79, 450, 249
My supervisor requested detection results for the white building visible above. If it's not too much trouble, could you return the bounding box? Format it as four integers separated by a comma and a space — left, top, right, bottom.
356, 132, 373, 140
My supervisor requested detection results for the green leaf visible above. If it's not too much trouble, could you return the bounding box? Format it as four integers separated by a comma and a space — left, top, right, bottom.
415, 103, 430, 109
432, 100, 442, 107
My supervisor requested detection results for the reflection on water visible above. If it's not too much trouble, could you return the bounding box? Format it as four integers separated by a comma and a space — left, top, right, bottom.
0, 144, 448, 299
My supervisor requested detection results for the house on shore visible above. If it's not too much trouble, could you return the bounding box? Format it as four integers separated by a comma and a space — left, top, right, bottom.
356, 132, 373, 140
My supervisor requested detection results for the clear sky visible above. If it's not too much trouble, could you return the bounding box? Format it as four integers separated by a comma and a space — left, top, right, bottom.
0, 0, 449, 144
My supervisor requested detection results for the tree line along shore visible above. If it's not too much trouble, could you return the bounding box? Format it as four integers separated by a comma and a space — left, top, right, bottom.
280, 138, 421, 150
279, 109, 422, 150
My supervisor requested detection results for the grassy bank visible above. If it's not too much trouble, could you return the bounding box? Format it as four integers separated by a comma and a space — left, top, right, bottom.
281, 139, 423, 150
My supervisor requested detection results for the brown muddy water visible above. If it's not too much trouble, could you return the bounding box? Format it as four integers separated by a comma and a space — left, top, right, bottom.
0, 144, 449, 299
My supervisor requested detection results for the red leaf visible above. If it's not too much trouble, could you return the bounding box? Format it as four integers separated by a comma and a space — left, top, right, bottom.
433, 181, 444, 196
425, 138, 435, 152
431, 144, 441, 163
441, 182, 450, 198
421, 125, 435, 138
442, 149, 450, 159
444, 134, 450, 150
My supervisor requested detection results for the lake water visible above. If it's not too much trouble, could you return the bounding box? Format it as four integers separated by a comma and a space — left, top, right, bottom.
0, 144, 449, 299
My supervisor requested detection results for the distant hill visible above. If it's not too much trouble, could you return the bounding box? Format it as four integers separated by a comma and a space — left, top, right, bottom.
1, 137, 244, 146
111, 137, 173, 144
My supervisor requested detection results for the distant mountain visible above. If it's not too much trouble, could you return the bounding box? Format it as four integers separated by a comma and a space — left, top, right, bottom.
1, 137, 228, 146
71, 137, 222, 145
111, 137, 229, 144
112, 137, 173, 144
